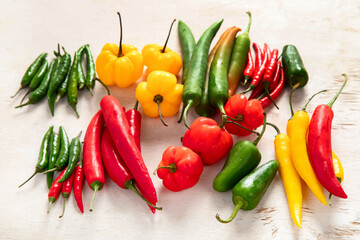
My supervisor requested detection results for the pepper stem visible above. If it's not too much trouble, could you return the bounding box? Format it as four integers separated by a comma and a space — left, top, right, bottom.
253, 112, 267, 146
117, 12, 123, 57
245, 11, 252, 34
95, 77, 111, 95
59, 198, 66, 218
177, 104, 186, 124
288, 83, 299, 118
15, 101, 31, 108
153, 95, 168, 126
161, 19, 176, 53
133, 100, 139, 110
182, 101, 194, 129
241, 84, 255, 94
18, 169, 39, 188
125, 180, 163, 210
263, 83, 279, 109
216, 201, 243, 223
153, 163, 177, 175
301, 89, 327, 111
220, 116, 259, 135
89, 184, 100, 212
47, 197, 55, 214
266, 122, 280, 136
11, 87, 25, 98
327, 74, 348, 108
42, 167, 58, 174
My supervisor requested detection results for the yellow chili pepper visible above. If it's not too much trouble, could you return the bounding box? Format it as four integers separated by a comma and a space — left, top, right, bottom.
286, 110, 327, 206
135, 70, 183, 126
329, 152, 344, 205
142, 19, 182, 76
96, 13, 144, 87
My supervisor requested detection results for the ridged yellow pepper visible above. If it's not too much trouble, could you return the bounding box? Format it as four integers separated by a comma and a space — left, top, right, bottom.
274, 132, 302, 228
135, 70, 183, 125
96, 43, 144, 87
286, 110, 327, 205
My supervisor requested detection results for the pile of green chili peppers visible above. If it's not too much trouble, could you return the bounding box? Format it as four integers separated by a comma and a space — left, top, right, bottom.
13, 43, 103, 118
18, 125, 82, 189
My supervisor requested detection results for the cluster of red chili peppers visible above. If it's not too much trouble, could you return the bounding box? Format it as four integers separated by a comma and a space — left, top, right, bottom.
243, 42, 284, 109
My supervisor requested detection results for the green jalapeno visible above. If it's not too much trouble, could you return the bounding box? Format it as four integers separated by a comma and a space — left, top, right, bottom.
216, 160, 279, 223
18, 125, 54, 188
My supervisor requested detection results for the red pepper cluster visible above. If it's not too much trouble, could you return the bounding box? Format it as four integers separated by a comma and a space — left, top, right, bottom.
244, 43, 285, 109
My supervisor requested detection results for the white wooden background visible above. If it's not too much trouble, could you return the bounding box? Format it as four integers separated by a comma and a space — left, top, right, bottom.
1, 0, 360, 239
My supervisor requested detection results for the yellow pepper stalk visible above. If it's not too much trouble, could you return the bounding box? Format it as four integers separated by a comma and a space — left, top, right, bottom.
96, 12, 144, 87
329, 152, 344, 205
268, 123, 302, 228
135, 70, 183, 126
142, 19, 182, 76
287, 110, 327, 206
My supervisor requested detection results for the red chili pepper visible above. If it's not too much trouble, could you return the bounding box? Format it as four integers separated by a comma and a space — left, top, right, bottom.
155, 146, 203, 192
101, 128, 161, 212
125, 101, 142, 152
182, 117, 233, 165
100, 95, 158, 210
224, 94, 264, 136
259, 66, 285, 109
47, 167, 67, 213
308, 74, 348, 199
263, 43, 271, 61
59, 171, 75, 218
243, 50, 254, 85
248, 80, 264, 100
253, 42, 262, 71
269, 61, 281, 92
262, 48, 279, 109
73, 160, 84, 213
83, 110, 105, 212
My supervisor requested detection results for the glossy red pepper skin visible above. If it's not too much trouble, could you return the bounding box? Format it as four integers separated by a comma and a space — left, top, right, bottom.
83, 110, 105, 191
100, 95, 158, 210
263, 49, 279, 87
62, 172, 75, 198
259, 67, 284, 109
182, 117, 233, 165
253, 43, 262, 71
47, 168, 66, 213
243, 51, 254, 84
269, 61, 281, 92
73, 163, 84, 213
308, 105, 347, 199
156, 146, 203, 192
125, 109, 142, 151
224, 94, 264, 136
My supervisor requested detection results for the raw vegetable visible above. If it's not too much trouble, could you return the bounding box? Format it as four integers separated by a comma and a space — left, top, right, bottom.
46, 131, 61, 189
47, 167, 67, 213
178, 20, 196, 84
73, 159, 84, 213
59, 171, 75, 218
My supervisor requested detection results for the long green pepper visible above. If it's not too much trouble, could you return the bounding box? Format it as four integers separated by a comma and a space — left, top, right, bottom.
18, 125, 54, 188
12, 53, 48, 98
46, 131, 61, 189
58, 132, 82, 183
47, 46, 71, 116
67, 51, 81, 118
178, 20, 196, 84
77, 45, 86, 90
216, 160, 279, 223
179, 19, 223, 128
84, 45, 96, 95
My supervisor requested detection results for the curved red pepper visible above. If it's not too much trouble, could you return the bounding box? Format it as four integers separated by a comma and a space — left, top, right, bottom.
73, 163, 84, 213
243, 50, 254, 85
224, 94, 264, 136
100, 95, 158, 210
308, 105, 347, 199
125, 107, 142, 152
259, 66, 285, 109
59, 171, 75, 218
47, 167, 67, 213
156, 146, 203, 192
269, 61, 281, 92
182, 117, 233, 165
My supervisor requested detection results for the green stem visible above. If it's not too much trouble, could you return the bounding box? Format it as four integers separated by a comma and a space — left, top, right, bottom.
117, 12, 123, 57
125, 181, 163, 210
154, 95, 168, 127
18, 169, 39, 188
161, 19, 176, 53
89, 184, 100, 212
153, 163, 177, 175
182, 101, 194, 129
59, 198, 66, 218
133, 100, 139, 110
216, 201, 243, 223
15, 101, 31, 108
327, 74, 348, 108
301, 89, 327, 111
289, 87, 296, 118
253, 112, 266, 146
47, 198, 55, 214
11, 87, 25, 98
264, 84, 279, 109
42, 167, 58, 174
244, 11, 252, 34
266, 122, 280, 136
95, 77, 111, 95
20, 89, 31, 104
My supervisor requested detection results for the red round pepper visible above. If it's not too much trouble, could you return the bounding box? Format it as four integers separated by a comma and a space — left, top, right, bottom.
182, 117, 233, 165
155, 146, 203, 192
73, 161, 84, 213
47, 167, 67, 213
224, 94, 264, 136
83, 110, 105, 212
100, 95, 158, 210
59, 171, 75, 218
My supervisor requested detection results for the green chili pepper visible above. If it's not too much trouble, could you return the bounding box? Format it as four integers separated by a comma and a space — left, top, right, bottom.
227, 11, 251, 96
55, 74, 69, 103
15, 59, 58, 108
84, 45, 96, 95
46, 131, 61, 189
12, 53, 48, 98
179, 19, 223, 129
67, 51, 81, 118
18, 125, 54, 188
213, 113, 267, 192
281, 44, 308, 90
194, 70, 216, 117
216, 160, 279, 223
77, 46, 86, 90
178, 20, 196, 84
20, 60, 49, 102
58, 132, 82, 183
47, 46, 71, 116
208, 25, 239, 123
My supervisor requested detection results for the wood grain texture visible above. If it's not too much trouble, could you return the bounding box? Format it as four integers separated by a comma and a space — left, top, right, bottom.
0, 0, 359, 239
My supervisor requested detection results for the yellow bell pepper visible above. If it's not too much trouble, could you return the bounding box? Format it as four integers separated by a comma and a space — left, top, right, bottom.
329, 152, 344, 205
142, 20, 182, 76
286, 110, 327, 206
96, 43, 143, 87
135, 70, 183, 125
